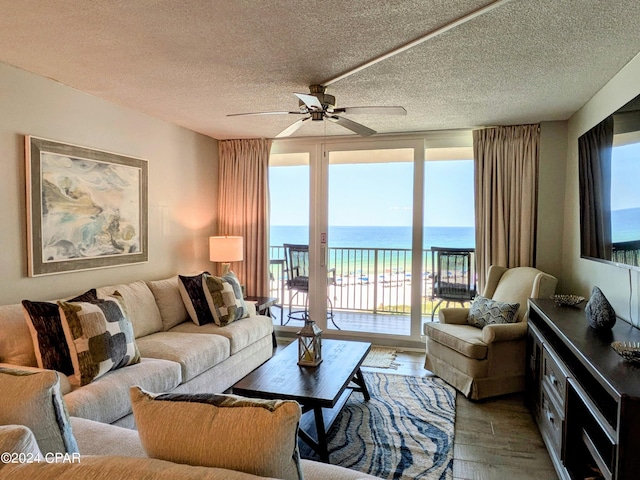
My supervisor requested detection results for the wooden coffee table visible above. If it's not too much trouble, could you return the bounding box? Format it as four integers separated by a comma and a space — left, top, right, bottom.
232, 339, 371, 463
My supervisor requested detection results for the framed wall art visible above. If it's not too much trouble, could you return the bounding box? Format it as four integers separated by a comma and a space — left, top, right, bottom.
25, 136, 148, 276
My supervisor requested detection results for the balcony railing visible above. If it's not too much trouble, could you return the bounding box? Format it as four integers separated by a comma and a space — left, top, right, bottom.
612, 240, 640, 267
269, 246, 474, 316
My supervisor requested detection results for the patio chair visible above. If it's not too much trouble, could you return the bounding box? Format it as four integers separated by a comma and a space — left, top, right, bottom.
430, 247, 477, 320
282, 244, 339, 329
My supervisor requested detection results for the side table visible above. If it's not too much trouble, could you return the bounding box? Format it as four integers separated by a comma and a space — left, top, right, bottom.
245, 296, 279, 348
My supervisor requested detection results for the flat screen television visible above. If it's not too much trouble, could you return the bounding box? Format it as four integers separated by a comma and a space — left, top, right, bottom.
578, 93, 640, 270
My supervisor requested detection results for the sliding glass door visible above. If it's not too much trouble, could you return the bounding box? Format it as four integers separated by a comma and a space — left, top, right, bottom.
269, 133, 472, 346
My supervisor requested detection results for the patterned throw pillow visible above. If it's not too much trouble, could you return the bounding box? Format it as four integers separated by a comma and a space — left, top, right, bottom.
177, 273, 215, 326
22, 289, 98, 376
203, 272, 250, 326
0, 367, 78, 455
58, 294, 140, 386
130, 386, 303, 480
467, 295, 520, 329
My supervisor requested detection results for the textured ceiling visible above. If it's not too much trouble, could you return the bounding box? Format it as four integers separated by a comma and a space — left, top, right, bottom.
0, 0, 639, 140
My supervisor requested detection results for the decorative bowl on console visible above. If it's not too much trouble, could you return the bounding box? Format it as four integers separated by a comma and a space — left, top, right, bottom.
611, 341, 640, 364
551, 294, 585, 307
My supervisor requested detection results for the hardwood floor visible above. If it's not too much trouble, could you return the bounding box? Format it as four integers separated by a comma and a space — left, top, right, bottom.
361, 349, 558, 480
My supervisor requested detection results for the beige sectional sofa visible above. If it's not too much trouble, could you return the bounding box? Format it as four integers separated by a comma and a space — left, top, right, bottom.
0, 274, 379, 479
0, 275, 274, 428
0, 397, 378, 480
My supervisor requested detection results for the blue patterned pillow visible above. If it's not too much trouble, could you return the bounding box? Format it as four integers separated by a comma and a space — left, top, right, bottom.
467, 295, 520, 328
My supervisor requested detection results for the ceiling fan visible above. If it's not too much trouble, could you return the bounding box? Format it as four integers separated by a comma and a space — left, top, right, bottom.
227, 84, 406, 138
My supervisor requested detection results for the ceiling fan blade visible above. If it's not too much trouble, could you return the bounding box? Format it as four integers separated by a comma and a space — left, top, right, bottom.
294, 93, 323, 110
227, 111, 303, 117
332, 106, 407, 115
326, 115, 376, 137
275, 117, 310, 138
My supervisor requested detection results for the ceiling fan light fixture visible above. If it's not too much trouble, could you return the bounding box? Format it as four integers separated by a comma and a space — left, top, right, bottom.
228, 84, 405, 138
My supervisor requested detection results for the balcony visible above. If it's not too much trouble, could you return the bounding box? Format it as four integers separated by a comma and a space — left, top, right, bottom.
268, 246, 474, 335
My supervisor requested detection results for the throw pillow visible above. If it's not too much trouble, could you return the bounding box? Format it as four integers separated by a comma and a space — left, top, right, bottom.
467, 295, 520, 328
22, 289, 98, 376
178, 273, 215, 326
203, 272, 250, 326
0, 367, 78, 455
130, 386, 303, 480
58, 294, 140, 386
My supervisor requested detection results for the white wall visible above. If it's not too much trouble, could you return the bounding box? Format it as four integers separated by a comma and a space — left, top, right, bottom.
537, 121, 568, 283
0, 62, 218, 305
562, 53, 640, 328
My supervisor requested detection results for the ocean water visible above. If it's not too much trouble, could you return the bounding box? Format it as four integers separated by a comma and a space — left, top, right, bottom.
270, 225, 475, 250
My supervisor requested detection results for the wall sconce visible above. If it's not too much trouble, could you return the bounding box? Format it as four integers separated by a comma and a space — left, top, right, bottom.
209, 236, 243, 275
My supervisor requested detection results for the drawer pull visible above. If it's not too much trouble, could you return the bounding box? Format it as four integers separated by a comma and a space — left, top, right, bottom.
549, 373, 558, 386
546, 410, 555, 425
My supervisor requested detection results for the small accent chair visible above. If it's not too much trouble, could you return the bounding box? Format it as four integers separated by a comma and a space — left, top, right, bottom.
424, 265, 557, 400
430, 247, 477, 320
283, 243, 339, 329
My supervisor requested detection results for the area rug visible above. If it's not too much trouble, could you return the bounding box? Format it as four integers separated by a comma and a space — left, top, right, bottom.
361, 347, 400, 369
303, 372, 456, 480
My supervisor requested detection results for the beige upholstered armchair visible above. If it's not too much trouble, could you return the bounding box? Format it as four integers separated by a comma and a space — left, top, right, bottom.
424, 265, 557, 400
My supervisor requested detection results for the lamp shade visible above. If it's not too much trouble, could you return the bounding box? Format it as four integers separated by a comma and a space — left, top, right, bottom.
209, 236, 243, 263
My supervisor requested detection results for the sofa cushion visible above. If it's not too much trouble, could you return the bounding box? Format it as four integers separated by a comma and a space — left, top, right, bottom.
178, 273, 215, 326
169, 315, 273, 355
424, 323, 488, 360
22, 289, 98, 376
0, 367, 78, 455
97, 281, 164, 338
467, 295, 520, 329
0, 455, 274, 480
203, 272, 250, 326
0, 304, 38, 367
147, 276, 190, 331
0, 425, 42, 460
136, 332, 230, 382
58, 295, 141, 386
64, 358, 181, 425
130, 387, 303, 480
70, 416, 147, 458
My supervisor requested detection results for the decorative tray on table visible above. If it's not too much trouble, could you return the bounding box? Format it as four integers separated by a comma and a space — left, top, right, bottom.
611, 341, 640, 364
551, 294, 585, 307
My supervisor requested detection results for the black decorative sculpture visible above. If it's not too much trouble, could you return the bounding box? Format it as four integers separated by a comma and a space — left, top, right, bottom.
585, 286, 616, 330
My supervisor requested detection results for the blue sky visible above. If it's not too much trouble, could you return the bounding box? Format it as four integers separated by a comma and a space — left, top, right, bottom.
269, 160, 475, 227
612, 143, 640, 210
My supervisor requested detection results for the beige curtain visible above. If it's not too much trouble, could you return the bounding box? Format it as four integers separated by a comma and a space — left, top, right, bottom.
473, 124, 540, 292
218, 138, 272, 296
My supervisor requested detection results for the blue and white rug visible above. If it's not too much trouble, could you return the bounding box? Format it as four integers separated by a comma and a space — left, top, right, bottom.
324, 372, 455, 480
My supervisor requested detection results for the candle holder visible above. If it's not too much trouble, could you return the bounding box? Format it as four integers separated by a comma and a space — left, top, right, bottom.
297, 319, 322, 367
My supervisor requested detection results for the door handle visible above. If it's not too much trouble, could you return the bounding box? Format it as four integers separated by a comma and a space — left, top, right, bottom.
320, 245, 326, 267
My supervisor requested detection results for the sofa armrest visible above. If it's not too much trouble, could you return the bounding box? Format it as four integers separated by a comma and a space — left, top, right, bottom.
482, 321, 528, 344
438, 308, 470, 325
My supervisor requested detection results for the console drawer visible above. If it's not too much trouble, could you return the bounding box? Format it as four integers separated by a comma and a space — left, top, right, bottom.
542, 346, 567, 407
540, 387, 564, 459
